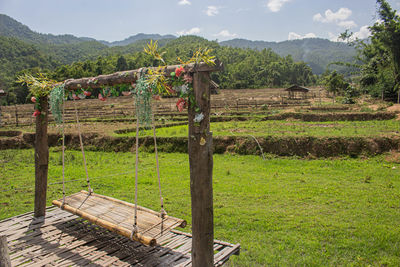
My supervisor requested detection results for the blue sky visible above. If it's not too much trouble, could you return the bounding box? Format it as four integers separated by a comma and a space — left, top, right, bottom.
1, 0, 400, 42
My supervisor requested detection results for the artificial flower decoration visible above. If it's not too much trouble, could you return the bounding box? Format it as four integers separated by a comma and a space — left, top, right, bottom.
31, 96, 36, 103
122, 91, 132, 96
194, 113, 205, 123
176, 98, 187, 112
72, 94, 80, 100
32, 110, 41, 117
175, 66, 185, 77
183, 74, 193, 84
83, 91, 91, 97
165, 85, 176, 95
98, 93, 106, 101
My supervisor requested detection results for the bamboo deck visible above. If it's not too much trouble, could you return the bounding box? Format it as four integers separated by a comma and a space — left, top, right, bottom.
0, 206, 240, 266
52, 191, 186, 246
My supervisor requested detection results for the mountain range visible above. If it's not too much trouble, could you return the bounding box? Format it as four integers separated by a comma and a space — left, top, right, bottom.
0, 13, 356, 74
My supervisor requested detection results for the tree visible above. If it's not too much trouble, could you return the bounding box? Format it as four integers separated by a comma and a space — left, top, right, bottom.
370, 0, 400, 102
116, 55, 128, 71
323, 71, 347, 102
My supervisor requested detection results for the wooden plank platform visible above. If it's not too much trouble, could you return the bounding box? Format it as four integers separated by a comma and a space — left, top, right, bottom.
52, 191, 187, 246
0, 206, 240, 266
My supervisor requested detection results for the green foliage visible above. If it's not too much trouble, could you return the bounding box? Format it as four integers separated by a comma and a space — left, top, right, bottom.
49, 84, 65, 124
134, 76, 154, 127
322, 71, 347, 94
342, 0, 400, 101
16, 73, 55, 98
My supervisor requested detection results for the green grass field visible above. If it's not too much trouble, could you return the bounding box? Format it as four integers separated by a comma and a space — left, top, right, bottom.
1, 149, 400, 266
116, 119, 400, 138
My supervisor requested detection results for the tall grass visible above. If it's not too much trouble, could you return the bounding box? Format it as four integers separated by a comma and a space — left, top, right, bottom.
1, 149, 400, 266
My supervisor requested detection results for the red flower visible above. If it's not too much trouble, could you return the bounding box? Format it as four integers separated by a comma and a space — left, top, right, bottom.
72, 94, 80, 100
176, 98, 187, 112
32, 110, 41, 117
175, 66, 185, 77
183, 74, 193, 84
98, 93, 106, 101
31, 96, 36, 103
83, 91, 91, 96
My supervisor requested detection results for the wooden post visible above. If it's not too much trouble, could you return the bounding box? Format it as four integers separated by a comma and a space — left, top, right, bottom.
0, 236, 11, 267
34, 97, 49, 218
188, 71, 214, 267
14, 105, 18, 127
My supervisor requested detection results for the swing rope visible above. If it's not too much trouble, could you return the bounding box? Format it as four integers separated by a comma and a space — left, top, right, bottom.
61, 96, 66, 206
133, 112, 140, 235
152, 113, 167, 234
72, 97, 92, 194
132, 74, 166, 237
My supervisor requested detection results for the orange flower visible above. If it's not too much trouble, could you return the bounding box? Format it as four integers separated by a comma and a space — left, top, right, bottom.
175, 66, 185, 77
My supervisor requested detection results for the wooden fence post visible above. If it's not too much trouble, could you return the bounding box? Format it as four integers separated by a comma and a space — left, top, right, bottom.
34, 97, 49, 218
14, 105, 18, 127
0, 236, 11, 267
188, 71, 214, 267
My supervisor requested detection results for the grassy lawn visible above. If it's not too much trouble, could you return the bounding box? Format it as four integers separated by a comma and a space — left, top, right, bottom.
117, 119, 400, 138
1, 149, 400, 266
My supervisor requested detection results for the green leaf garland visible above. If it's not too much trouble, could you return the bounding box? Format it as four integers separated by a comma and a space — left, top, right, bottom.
49, 84, 65, 124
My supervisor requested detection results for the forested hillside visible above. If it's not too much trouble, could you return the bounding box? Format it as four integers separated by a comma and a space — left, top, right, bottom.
0, 36, 59, 103
0, 14, 359, 105
220, 38, 357, 74
0, 14, 95, 45
50, 36, 316, 90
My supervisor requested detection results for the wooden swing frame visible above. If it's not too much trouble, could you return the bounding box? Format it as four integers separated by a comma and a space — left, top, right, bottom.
34, 61, 223, 267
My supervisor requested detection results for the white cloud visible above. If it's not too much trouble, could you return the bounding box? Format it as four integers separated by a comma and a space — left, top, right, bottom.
352, 25, 371, 39
288, 32, 316, 40
328, 32, 341, 42
328, 25, 370, 42
337, 20, 357, 28
178, 0, 191, 5
176, 27, 201, 36
214, 30, 238, 38
206, 6, 220, 16
313, 7, 357, 28
313, 8, 352, 23
266, 0, 291, 12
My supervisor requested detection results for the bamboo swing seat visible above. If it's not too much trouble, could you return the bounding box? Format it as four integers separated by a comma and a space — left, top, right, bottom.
52, 191, 186, 246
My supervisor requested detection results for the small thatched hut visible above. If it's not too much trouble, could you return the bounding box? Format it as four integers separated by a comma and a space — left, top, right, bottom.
285, 85, 310, 99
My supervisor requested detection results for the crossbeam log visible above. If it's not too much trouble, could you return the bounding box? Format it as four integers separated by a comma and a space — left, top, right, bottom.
64, 60, 223, 91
